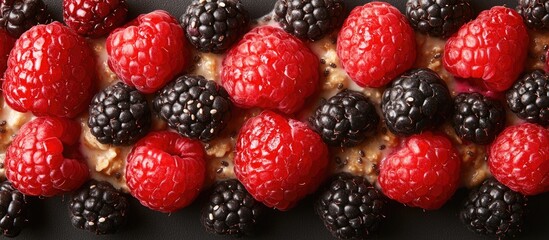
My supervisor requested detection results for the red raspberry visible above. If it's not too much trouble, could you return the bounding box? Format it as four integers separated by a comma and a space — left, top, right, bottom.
0, 29, 15, 75
63, 0, 128, 38
337, 2, 416, 88
106, 10, 188, 93
488, 123, 549, 195
234, 110, 329, 210
2, 21, 96, 118
443, 6, 528, 92
125, 131, 206, 213
221, 26, 319, 114
4, 117, 89, 197
378, 132, 461, 210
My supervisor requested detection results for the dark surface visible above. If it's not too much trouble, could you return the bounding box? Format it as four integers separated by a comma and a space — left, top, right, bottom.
23, 0, 548, 240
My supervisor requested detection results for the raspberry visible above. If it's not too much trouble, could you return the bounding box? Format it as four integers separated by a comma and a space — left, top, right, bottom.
4, 117, 89, 197
63, 0, 128, 38
0, 29, 15, 75
106, 10, 189, 93
378, 132, 461, 210
221, 26, 319, 114
443, 6, 528, 92
488, 123, 549, 195
125, 131, 206, 213
2, 21, 96, 118
337, 2, 416, 88
234, 111, 329, 210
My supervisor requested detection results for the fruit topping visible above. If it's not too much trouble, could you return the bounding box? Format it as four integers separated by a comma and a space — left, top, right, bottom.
0, 0, 51, 38
517, 0, 549, 30
153, 75, 232, 142
309, 89, 379, 147
125, 131, 206, 212
405, 0, 473, 38
0, 181, 29, 237
88, 82, 151, 146
63, 0, 128, 38
0, 28, 15, 75
180, 0, 250, 53
4, 117, 89, 197
106, 10, 189, 93
337, 1, 416, 88
378, 132, 461, 210
234, 110, 329, 210
274, 0, 345, 41
443, 6, 529, 92
68, 180, 128, 235
381, 68, 452, 136
221, 25, 319, 114
2, 21, 96, 118
506, 70, 549, 126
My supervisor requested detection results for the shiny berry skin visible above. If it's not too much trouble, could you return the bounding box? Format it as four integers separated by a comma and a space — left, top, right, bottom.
488, 123, 549, 195
126, 131, 206, 213
0, 181, 29, 237
506, 70, 549, 126
234, 111, 329, 210
4, 117, 89, 197
517, 0, 549, 30
0, 29, 15, 75
443, 6, 528, 92
337, 2, 416, 88
2, 22, 96, 118
406, 0, 473, 38
106, 10, 189, 93
0, 0, 51, 38
221, 26, 319, 114
378, 132, 461, 210
63, 0, 128, 38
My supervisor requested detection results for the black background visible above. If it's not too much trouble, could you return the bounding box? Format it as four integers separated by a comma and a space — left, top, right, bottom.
21, 0, 547, 239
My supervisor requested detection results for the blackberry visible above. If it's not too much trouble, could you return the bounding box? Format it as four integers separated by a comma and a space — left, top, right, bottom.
201, 179, 264, 236
180, 0, 250, 53
517, 0, 549, 30
381, 68, 452, 136
0, 0, 51, 38
460, 178, 526, 238
309, 90, 379, 147
274, 0, 345, 41
315, 173, 386, 239
153, 75, 231, 142
406, 0, 473, 38
452, 93, 506, 145
507, 70, 549, 126
0, 181, 29, 237
88, 82, 151, 145
68, 181, 128, 235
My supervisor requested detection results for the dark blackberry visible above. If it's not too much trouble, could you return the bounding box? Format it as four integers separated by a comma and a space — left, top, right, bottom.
180, 0, 250, 53
452, 93, 506, 145
153, 75, 231, 142
507, 70, 549, 126
0, 0, 51, 38
274, 0, 345, 41
88, 82, 151, 146
0, 181, 29, 238
517, 0, 549, 30
460, 178, 526, 238
381, 68, 452, 136
315, 173, 386, 239
201, 179, 264, 236
406, 0, 473, 38
68, 181, 128, 235
309, 89, 379, 147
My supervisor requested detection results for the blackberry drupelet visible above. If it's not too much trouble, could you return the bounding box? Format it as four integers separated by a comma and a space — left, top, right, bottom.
517, 0, 549, 30
153, 75, 231, 142
201, 179, 264, 236
0, 181, 29, 238
452, 93, 506, 145
309, 90, 379, 147
0, 0, 51, 38
274, 0, 345, 41
180, 0, 250, 53
381, 68, 452, 136
315, 173, 386, 239
460, 178, 526, 238
507, 70, 549, 126
88, 82, 151, 145
406, 0, 473, 38
68, 181, 128, 235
